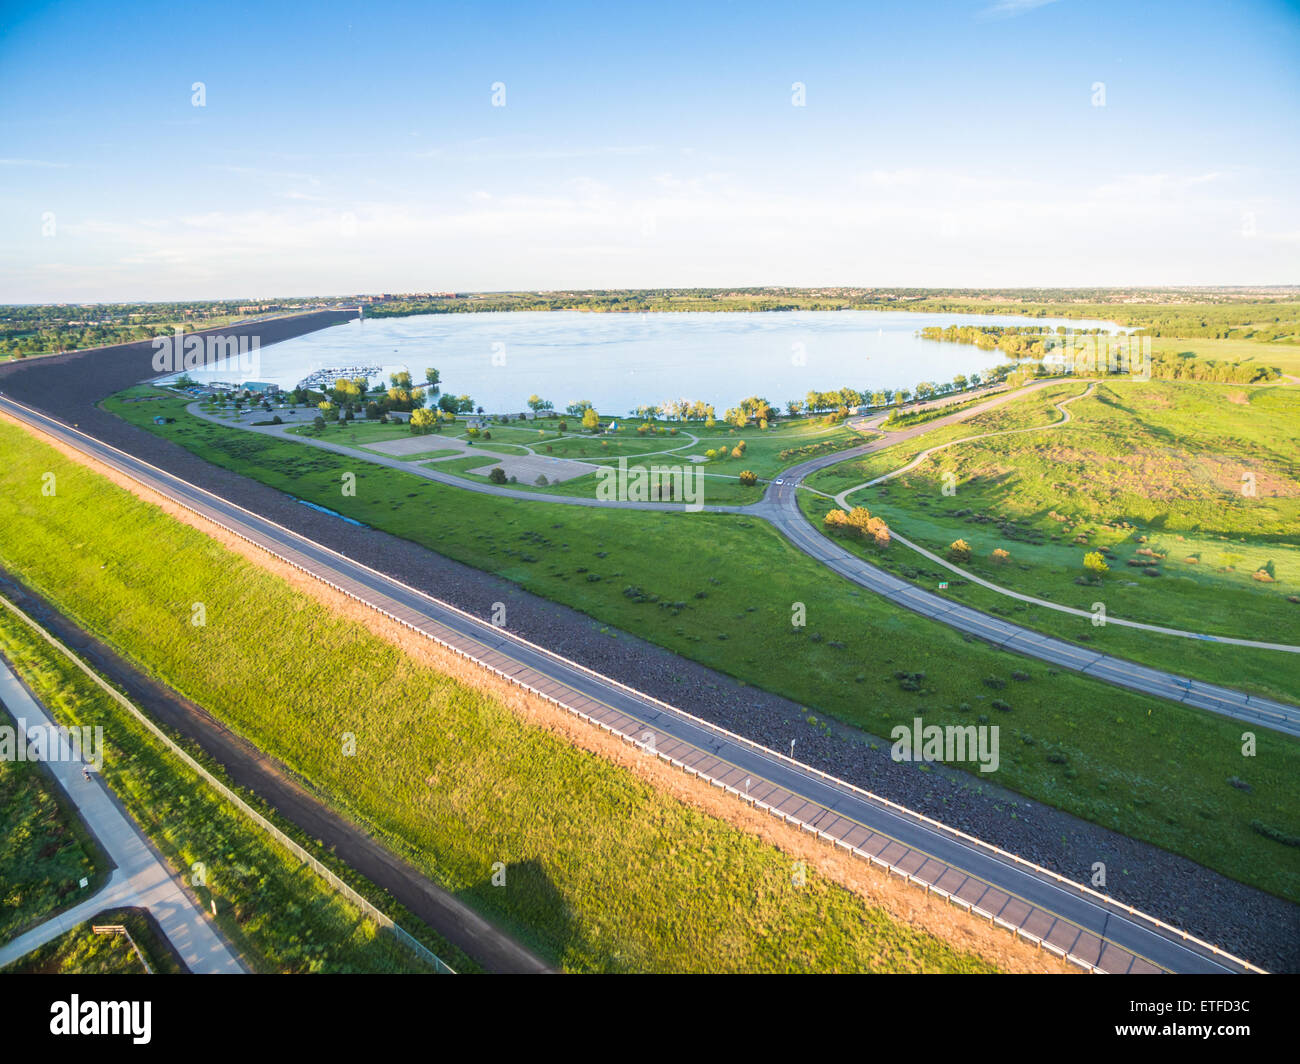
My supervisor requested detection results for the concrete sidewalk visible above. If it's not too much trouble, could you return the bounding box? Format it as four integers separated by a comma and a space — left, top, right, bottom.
0, 662, 244, 973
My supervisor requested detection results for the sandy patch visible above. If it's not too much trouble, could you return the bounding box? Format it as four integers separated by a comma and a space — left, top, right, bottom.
468, 454, 599, 484
367, 435, 471, 457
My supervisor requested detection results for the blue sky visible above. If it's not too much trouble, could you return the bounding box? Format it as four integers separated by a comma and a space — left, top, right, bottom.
2, 0, 1297, 300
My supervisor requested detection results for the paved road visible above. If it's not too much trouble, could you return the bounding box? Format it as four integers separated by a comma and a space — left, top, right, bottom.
0, 660, 244, 973
0, 395, 1263, 974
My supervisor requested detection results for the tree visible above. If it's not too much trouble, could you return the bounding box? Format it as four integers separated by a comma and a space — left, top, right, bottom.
424, 367, 441, 395
948, 539, 972, 563
527, 394, 553, 415
1083, 551, 1109, 575
566, 399, 593, 417
410, 407, 436, 434
390, 370, 413, 390
826, 506, 890, 548
311, 415, 326, 433
488, 467, 507, 485
582, 407, 600, 432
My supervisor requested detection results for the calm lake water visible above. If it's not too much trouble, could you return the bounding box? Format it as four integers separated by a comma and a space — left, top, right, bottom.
177, 310, 1121, 414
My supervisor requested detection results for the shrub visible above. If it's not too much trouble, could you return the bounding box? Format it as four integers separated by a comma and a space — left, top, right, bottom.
1083, 551, 1109, 575
1250, 821, 1300, 848
488, 467, 507, 485
738, 470, 758, 486
991, 547, 1010, 563
825, 507, 890, 548
948, 539, 972, 563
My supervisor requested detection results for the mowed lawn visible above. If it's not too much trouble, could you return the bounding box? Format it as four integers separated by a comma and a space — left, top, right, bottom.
97, 393, 1300, 901
0, 418, 997, 973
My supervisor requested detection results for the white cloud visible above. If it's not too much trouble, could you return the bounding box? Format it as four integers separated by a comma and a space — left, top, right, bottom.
6, 162, 1296, 299
980, 0, 1060, 19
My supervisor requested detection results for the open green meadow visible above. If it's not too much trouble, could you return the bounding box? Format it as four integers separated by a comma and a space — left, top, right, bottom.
0, 418, 1000, 972
823, 380, 1300, 651
88, 392, 1300, 900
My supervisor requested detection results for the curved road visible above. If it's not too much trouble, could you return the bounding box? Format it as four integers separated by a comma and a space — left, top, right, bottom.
0, 394, 1267, 975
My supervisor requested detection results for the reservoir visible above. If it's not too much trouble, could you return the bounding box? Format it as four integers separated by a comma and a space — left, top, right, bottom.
172, 309, 1121, 414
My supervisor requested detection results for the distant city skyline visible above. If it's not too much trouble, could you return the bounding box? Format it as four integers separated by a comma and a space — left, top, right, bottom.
2, 0, 1298, 301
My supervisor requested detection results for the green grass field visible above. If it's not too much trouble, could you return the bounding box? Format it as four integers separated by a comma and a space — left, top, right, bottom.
93, 392, 1300, 900
821, 380, 1300, 651
1151, 337, 1300, 375
0, 602, 460, 973
0, 418, 999, 972
0, 703, 106, 941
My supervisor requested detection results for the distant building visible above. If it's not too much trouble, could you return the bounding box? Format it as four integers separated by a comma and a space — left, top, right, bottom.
242, 381, 280, 394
